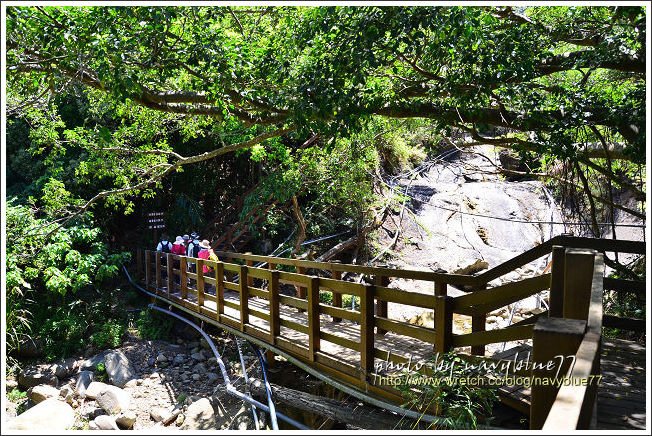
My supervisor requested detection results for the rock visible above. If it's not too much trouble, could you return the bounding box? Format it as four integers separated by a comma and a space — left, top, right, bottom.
199, 338, 211, 350
27, 384, 59, 404
59, 385, 74, 403
52, 357, 77, 379
88, 421, 100, 430
149, 372, 161, 380
188, 341, 200, 349
176, 338, 185, 345
123, 379, 139, 389
96, 386, 131, 414
115, 410, 137, 429
6, 399, 75, 431
84, 381, 109, 399
18, 365, 58, 390
79, 350, 109, 371
193, 363, 207, 373
192, 374, 201, 381
190, 351, 206, 362
453, 259, 490, 276
84, 407, 106, 420
156, 353, 168, 363
486, 316, 500, 324
407, 311, 434, 329
147, 357, 155, 366
94, 415, 119, 430
176, 413, 185, 426
180, 398, 216, 430
206, 373, 219, 383
6, 378, 19, 391
150, 407, 170, 422
104, 350, 136, 387
5, 401, 18, 418
75, 370, 94, 396
173, 354, 186, 366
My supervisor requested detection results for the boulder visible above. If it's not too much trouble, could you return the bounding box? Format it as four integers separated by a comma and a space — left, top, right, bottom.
156, 353, 168, 363
75, 370, 94, 396
104, 350, 136, 387
173, 354, 186, 366
452, 259, 490, 276
115, 410, 137, 429
27, 384, 60, 404
18, 365, 58, 390
6, 399, 75, 431
498, 150, 530, 181
59, 385, 75, 404
79, 350, 109, 371
96, 385, 131, 415
52, 357, 78, 379
84, 381, 109, 400
180, 398, 216, 430
150, 407, 168, 422
94, 415, 119, 430
6, 378, 18, 391
191, 351, 206, 362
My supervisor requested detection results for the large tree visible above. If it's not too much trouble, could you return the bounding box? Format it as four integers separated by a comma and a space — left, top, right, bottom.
6, 5, 646, 224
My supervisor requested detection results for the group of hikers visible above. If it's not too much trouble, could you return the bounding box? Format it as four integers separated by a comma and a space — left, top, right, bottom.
156, 232, 218, 274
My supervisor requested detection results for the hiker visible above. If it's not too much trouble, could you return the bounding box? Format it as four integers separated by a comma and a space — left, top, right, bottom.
187, 232, 201, 273
198, 240, 219, 294
171, 236, 187, 256
182, 234, 190, 250
156, 233, 172, 253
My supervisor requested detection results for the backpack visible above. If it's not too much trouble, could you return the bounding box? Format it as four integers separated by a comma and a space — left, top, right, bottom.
190, 240, 202, 258
160, 241, 172, 253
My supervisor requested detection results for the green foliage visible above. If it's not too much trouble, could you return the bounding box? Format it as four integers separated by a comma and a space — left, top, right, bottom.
91, 320, 126, 349
95, 362, 108, 383
38, 307, 89, 360
135, 309, 174, 340
7, 388, 27, 403
396, 352, 498, 429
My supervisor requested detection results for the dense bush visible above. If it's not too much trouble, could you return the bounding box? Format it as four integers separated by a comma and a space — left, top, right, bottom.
135, 308, 174, 340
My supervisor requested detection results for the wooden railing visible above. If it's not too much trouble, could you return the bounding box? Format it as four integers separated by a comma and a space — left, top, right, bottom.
133, 235, 644, 421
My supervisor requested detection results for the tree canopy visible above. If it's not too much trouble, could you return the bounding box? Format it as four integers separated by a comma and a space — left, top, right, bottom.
6, 5, 646, 220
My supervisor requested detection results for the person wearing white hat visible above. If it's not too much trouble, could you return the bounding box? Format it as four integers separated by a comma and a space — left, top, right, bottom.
198, 240, 219, 294
171, 236, 187, 256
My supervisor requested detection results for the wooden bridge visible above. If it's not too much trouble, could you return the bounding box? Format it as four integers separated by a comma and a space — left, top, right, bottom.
133, 235, 645, 429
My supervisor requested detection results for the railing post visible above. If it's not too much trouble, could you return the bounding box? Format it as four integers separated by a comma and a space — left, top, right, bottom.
166, 253, 174, 297
296, 265, 307, 312
155, 252, 162, 291
269, 270, 281, 344
549, 246, 566, 317
216, 261, 225, 318
471, 283, 487, 356
374, 275, 389, 335
331, 267, 342, 323
434, 288, 453, 353
145, 251, 152, 288
268, 262, 276, 270
360, 284, 375, 381
239, 265, 249, 331
180, 257, 188, 300
563, 249, 596, 320
530, 317, 586, 429
196, 259, 205, 307
307, 276, 320, 362
245, 253, 254, 287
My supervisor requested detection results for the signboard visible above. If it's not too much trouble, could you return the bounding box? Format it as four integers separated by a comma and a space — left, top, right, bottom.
147, 211, 165, 230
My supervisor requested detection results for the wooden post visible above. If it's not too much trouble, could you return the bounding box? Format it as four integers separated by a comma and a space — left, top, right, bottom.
434, 294, 453, 353
269, 270, 281, 344
155, 252, 162, 290
268, 262, 276, 270
167, 253, 174, 297
470, 283, 487, 356
530, 317, 586, 429
180, 257, 188, 300
196, 259, 205, 307
331, 268, 342, 323
296, 265, 307, 313
307, 277, 320, 362
145, 251, 152, 288
549, 246, 566, 317
360, 284, 375, 381
374, 275, 389, 335
245, 253, 254, 287
239, 265, 249, 331
563, 249, 596, 320
216, 261, 225, 318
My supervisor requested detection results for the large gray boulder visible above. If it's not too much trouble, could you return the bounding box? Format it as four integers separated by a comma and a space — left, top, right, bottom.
104, 350, 136, 387
180, 398, 217, 430
84, 381, 109, 400
96, 385, 131, 415
79, 350, 109, 371
6, 399, 75, 431
18, 365, 58, 389
27, 384, 60, 404
52, 357, 78, 379
75, 370, 94, 396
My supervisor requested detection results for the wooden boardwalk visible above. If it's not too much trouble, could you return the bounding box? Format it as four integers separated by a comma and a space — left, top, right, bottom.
136, 236, 645, 429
